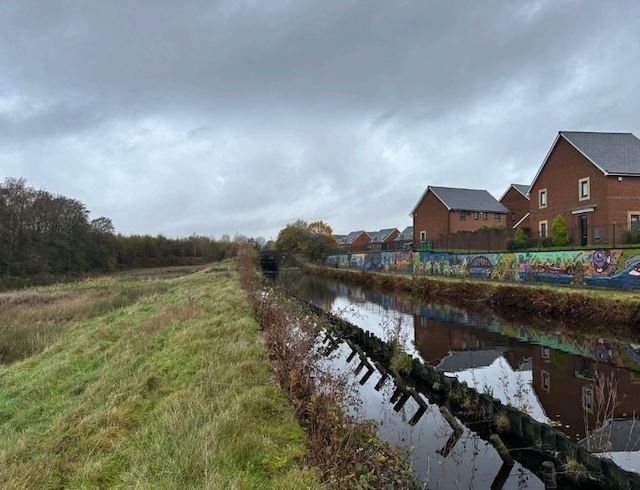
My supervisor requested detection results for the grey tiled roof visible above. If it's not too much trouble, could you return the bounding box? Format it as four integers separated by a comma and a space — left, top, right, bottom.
395, 226, 413, 241
367, 228, 397, 243
438, 349, 506, 372
512, 184, 530, 196
429, 186, 509, 213
561, 131, 640, 175
333, 234, 347, 244
343, 231, 366, 245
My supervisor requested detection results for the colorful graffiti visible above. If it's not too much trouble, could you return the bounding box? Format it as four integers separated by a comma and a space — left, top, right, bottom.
326, 249, 640, 290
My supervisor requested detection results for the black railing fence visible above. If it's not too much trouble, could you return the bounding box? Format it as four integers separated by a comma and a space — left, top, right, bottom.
421, 221, 640, 253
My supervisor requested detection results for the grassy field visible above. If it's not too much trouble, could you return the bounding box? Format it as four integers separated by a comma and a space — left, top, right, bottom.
0, 263, 321, 489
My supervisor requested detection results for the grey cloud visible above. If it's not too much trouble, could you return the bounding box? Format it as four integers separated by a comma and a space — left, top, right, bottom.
1, 1, 640, 238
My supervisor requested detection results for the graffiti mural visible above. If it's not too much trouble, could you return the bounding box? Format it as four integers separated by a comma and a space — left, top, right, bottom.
326, 248, 640, 290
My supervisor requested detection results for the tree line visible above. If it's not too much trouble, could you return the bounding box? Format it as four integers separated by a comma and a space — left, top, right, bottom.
0, 178, 242, 279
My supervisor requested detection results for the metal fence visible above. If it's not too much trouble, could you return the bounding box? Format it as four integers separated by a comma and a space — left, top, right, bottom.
418, 221, 640, 253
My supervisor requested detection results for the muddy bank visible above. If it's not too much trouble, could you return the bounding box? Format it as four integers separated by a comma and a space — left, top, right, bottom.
307, 267, 640, 334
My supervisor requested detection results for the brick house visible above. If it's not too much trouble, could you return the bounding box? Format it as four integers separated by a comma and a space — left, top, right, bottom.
394, 226, 413, 250
336, 230, 370, 251
411, 186, 509, 244
528, 131, 640, 245
366, 228, 400, 251
499, 184, 530, 230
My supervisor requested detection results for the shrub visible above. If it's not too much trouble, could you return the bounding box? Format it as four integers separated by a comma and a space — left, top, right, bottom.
506, 228, 528, 251
552, 215, 570, 246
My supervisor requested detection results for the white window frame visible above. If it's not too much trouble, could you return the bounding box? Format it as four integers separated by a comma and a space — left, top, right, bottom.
539, 220, 548, 238
541, 370, 551, 392
541, 346, 550, 359
420, 230, 427, 242
538, 188, 547, 209
629, 212, 640, 230
579, 177, 590, 201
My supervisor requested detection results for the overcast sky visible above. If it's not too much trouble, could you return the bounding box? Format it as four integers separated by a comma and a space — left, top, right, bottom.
2, 1, 640, 239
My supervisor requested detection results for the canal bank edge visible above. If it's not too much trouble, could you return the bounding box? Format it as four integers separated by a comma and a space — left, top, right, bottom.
307, 266, 640, 333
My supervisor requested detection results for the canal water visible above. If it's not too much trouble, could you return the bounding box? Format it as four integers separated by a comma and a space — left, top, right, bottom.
276, 271, 640, 486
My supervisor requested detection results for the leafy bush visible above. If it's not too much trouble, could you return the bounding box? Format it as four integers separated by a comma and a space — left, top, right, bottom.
506, 228, 528, 250
551, 215, 570, 246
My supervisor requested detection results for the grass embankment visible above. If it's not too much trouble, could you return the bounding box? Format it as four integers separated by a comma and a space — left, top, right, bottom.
0, 263, 321, 489
309, 267, 640, 334
239, 258, 415, 489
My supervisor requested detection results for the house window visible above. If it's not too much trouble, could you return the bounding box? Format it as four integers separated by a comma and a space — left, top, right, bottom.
420, 231, 426, 242
482, 212, 488, 221
511, 213, 516, 222
474, 212, 480, 220
541, 370, 551, 392
582, 386, 594, 413
459, 211, 467, 221
539, 188, 547, 209
579, 177, 590, 201
541, 346, 550, 359
494, 213, 501, 222
539, 220, 548, 238
629, 212, 640, 231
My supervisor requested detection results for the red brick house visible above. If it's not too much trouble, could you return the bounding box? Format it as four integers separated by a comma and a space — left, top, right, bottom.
336, 230, 370, 251
366, 228, 400, 251
411, 186, 509, 244
529, 131, 640, 245
499, 183, 530, 230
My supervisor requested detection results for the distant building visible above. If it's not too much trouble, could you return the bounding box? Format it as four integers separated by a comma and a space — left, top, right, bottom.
499, 183, 530, 230
394, 226, 413, 250
529, 131, 640, 245
411, 186, 509, 244
335, 230, 370, 251
366, 228, 400, 251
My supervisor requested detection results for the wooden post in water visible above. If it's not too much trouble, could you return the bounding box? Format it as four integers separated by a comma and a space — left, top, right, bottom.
541, 461, 557, 489
490, 434, 514, 467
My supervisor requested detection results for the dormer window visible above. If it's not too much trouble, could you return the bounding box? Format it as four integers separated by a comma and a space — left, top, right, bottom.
539, 188, 547, 209
579, 177, 590, 201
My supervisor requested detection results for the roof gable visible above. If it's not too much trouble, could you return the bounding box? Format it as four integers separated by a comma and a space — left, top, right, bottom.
367, 228, 398, 243
343, 230, 366, 244
499, 183, 530, 202
529, 131, 640, 193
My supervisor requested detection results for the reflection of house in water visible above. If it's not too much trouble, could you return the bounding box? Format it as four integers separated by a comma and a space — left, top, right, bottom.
531, 346, 640, 439
413, 311, 640, 441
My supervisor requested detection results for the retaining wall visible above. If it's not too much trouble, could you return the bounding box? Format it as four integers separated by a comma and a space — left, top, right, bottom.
326, 249, 640, 290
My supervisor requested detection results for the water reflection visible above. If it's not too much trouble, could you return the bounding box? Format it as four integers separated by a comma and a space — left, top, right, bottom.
321, 337, 544, 488
277, 272, 640, 474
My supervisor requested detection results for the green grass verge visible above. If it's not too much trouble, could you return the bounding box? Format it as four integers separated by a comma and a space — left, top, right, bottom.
0, 263, 322, 489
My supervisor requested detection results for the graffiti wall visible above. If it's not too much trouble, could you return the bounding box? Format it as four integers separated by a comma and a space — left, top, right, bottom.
326, 249, 640, 290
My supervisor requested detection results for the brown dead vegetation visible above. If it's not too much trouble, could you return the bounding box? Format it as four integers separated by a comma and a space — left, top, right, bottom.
0, 283, 168, 364
239, 252, 416, 489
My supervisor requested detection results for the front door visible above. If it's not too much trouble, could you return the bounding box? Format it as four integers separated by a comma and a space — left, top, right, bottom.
579, 215, 588, 246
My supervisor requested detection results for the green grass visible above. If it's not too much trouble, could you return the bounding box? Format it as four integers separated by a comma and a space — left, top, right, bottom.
0, 263, 322, 489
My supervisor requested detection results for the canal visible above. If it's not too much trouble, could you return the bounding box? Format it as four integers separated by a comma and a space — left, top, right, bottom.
276, 271, 640, 488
